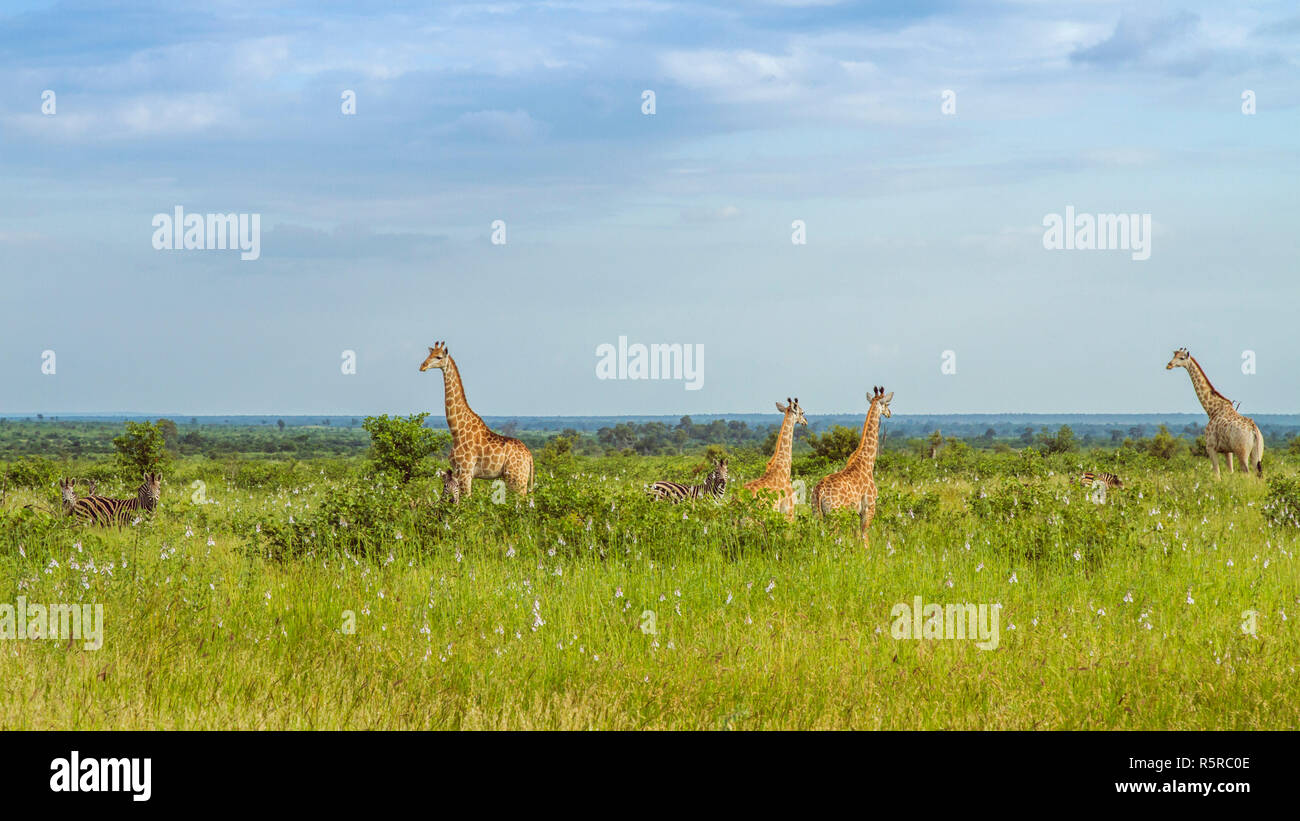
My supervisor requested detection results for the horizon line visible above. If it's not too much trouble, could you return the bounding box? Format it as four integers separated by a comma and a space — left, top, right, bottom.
4, 410, 1294, 419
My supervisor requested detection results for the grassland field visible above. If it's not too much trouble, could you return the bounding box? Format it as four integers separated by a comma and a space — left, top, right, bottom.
1, 445, 1298, 730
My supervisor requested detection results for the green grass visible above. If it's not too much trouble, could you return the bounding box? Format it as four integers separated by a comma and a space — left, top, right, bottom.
1, 451, 1296, 729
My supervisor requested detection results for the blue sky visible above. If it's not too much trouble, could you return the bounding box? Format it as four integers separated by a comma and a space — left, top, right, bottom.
1, 1, 1296, 417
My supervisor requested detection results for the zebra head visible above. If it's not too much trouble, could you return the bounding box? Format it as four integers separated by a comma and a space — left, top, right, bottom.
441, 468, 460, 504
1166, 347, 1191, 371
58, 477, 78, 512
419, 341, 451, 372
138, 472, 162, 511
82, 478, 98, 496
705, 458, 729, 495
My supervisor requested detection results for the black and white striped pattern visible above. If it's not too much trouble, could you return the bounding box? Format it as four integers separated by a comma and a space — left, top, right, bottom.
441, 468, 460, 505
73, 473, 161, 525
649, 459, 728, 503
1081, 471, 1122, 489
59, 477, 79, 515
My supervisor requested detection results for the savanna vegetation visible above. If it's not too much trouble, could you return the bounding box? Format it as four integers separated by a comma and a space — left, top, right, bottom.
1, 417, 1297, 729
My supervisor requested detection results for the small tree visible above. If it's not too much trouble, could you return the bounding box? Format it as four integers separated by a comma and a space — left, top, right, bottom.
155, 418, 180, 451
1038, 424, 1077, 454
362, 413, 449, 483
1144, 424, 1182, 460
113, 420, 171, 480
807, 425, 859, 463
927, 430, 945, 458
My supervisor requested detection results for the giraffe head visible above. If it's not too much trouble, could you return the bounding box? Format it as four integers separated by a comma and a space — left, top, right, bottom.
139, 472, 162, 511
419, 341, 451, 372
776, 397, 808, 426
869, 386, 894, 418
1166, 347, 1191, 371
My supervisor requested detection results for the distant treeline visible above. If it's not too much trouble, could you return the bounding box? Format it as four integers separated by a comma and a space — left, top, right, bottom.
3, 415, 1300, 462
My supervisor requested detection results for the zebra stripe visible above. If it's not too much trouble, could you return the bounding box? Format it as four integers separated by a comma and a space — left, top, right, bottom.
73, 474, 161, 526
1080, 471, 1122, 489
441, 468, 461, 505
649, 460, 728, 503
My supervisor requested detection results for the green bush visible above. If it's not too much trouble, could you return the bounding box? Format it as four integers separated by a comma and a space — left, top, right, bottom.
113, 421, 171, 481
807, 425, 859, 465
3, 456, 59, 489
362, 413, 450, 483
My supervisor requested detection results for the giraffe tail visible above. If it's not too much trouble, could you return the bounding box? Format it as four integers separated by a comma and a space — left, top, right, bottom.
1251, 423, 1265, 477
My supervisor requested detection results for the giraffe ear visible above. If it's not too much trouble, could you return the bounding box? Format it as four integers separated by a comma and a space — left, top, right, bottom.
775, 401, 788, 413
882, 392, 894, 403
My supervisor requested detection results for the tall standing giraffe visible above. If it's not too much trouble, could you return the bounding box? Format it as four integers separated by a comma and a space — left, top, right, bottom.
1166, 348, 1263, 478
811, 386, 892, 545
742, 398, 807, 519
419, 341, 534, 497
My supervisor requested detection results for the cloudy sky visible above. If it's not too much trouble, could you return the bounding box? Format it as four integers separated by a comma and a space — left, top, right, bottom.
1, 1, 1296, 417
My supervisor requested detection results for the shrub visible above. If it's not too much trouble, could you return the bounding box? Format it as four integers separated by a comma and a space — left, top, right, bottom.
808, 425, 859, 464
112, 421, 171, 481
3, 456, 59, 489
1143, 425, 1182, 460
362, 413, 450, 483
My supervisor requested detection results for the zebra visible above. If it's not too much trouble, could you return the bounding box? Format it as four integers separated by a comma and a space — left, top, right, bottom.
648, 458, 728, 503
441, 468, 461, 505
73, 472, 162, 525
1080, 471, 1122, 489
60, 477, 79, 514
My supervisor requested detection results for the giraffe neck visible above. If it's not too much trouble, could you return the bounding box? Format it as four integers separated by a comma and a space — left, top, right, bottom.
442, 357, 488, 440
1185, 358, 1232, 417
843, 402, 882, 477
761, 412, 796, 481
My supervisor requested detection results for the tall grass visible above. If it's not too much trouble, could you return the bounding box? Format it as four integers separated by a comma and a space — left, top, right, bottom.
0, 451, 1295, 729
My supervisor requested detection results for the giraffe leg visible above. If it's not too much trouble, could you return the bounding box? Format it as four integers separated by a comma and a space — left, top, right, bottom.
1226, 452, 1234, 473
1209, 451, 1221, 479
457, 464, 474, 498
859, 497, 876, 547
505, 453, 531, 495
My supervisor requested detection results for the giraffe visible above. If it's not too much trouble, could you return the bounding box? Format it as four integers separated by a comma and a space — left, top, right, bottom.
742, 398, 807, 519
419, 341, 534, 498
1166, 348, 1263, 478
811, 386, 892, 546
